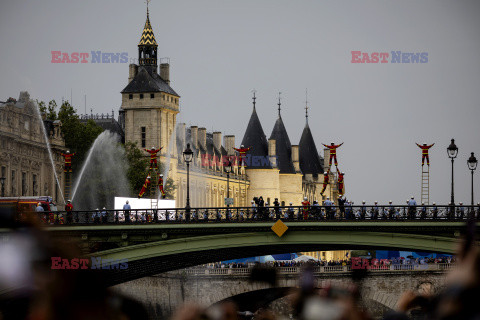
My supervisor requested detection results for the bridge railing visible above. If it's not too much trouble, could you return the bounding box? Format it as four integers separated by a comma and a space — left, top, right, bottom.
183, 263, 455, 275
23, 204, 480, 225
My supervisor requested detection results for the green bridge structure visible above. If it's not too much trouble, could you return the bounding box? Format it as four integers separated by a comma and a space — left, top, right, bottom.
38, 219, 476, 286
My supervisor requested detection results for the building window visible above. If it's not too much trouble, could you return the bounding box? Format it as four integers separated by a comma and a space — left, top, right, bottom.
140, 94, 144, 99
32, 174, 37, 196
141, 127, 146, 148
150, 93, 154, 99
129, 94, 133, 99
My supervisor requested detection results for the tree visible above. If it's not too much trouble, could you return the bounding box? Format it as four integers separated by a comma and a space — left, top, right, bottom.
124, 142, 176, 198
57, 101, 103, 173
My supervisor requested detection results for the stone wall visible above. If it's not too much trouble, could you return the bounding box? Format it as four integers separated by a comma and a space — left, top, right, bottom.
113, 270, 447, 319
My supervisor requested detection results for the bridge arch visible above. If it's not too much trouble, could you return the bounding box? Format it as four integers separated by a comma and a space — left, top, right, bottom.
96, 231, 456, 285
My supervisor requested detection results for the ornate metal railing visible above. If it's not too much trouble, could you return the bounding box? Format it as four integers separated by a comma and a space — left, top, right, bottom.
25, 204, 480, 225
181, 263, 455, 275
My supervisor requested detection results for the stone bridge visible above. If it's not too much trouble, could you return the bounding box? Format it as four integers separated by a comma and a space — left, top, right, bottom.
33, 221, 468, 285
113, 266, 451, 319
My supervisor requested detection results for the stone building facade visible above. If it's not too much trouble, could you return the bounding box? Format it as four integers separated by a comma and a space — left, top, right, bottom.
119, 9, 336, 208
0, 92, 66, 203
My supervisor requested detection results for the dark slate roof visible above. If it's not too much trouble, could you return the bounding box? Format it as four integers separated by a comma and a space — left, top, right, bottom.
299, 122, 323, 177
121, 66, 179, 96
241, 107, 271, 169
269, 115, 295, 174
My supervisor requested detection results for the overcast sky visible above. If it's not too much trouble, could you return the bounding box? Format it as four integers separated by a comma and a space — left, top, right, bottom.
1, 0, 479, 204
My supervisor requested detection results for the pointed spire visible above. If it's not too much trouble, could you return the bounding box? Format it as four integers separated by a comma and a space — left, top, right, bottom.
252, 89, 257, 110
305, 88, 309, 124
139, 0, 157, 46
277, 92, 282, 116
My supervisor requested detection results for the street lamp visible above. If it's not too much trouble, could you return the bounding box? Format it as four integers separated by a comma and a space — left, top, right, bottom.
467, 152, 477, 207
183, 143, 194, 214
0, 176, 5, 197
225, 159, 232, 208
447, 139, 458, 207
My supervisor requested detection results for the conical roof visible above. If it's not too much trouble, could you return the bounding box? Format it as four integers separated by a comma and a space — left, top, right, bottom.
138, 12, 157, 46
241, 107, 271, 169
299, 122, 323, 177
269, 115, 295, 174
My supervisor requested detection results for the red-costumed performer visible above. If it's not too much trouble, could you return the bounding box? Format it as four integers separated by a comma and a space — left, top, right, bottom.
61, 150, 76, 173
138, 175, 151, 198
320, 171, 330, 195
322, 142, 343, 169
144, 147, 162, 170
158, 174, 166, 199
416, 143, 435, 166
233, 145, 251, 167
338, 172, 345, 196
301, 197, 311, 220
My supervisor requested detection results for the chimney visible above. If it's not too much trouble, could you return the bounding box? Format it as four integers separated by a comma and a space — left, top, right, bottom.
323, 148, 330, 173
268, 139, 277, 168
213, 132, 222, 151
177, 123, 186, 151
160, 63, 170, 85
292, 145, 300, 173
190, 126, 198, 149
198, 127, 207, 150
128, 64, 138, 83
224, 135, 235, 156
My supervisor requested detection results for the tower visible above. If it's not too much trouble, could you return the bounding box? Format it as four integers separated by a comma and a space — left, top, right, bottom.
120, 7, 180, 158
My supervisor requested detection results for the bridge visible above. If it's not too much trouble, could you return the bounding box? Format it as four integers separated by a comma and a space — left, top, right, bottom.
2, 205, 476, 285
112, 264, 453, 319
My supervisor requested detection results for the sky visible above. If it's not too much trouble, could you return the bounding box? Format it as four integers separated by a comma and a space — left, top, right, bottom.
1, 0, 479, 205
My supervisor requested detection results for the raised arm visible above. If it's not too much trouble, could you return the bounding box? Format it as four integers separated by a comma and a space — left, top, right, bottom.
428, 143, 435, 148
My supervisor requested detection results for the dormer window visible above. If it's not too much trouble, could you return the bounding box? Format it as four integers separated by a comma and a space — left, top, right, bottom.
129, 94, 133, 100
140, 94, 144, 99
150, 93, 154, 99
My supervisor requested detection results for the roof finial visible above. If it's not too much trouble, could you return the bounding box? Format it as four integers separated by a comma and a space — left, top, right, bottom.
277, 91, 282, 116
305, 88, 309, 124
146, 0, 150, 17
252, 89, 257, 110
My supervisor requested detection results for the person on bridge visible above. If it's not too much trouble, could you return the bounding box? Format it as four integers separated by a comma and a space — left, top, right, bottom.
359, 200, 367, 220
420, 203, 427, 219
302, 197, 310, 220
322, 142, 344, 169
233, 145, 251, 167
61, 150, 76, 173
123, 200, 131, 223
457, 202, 465, 219
138, 175, 151, 198
273, 198, 280, 219
416, 142, 435, 166
388, 200, 395, 219
408, 196, 417, 219
320, 171, 329, 195
431, 202, 438, 219
158, 174, 166, 199
65, 200, 73, 224
324, 197, 334, 219
145, 146, 162, 170
337, 172, 345, 196
371, 201, 379, 219
345, 199, 353, 220
338, 196, 346, 218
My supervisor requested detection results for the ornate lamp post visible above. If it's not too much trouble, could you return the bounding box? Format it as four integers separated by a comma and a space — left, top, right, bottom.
225, 159, 232, 208
0, 176, 5, 197
447, 139, 458, 206
467, 152, 477, 207
183, 143, 194, 214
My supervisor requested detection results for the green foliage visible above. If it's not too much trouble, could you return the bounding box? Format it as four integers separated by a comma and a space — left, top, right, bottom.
124, 142, 176, 198
57, 101, 103, 172
36, 99, 58, 120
